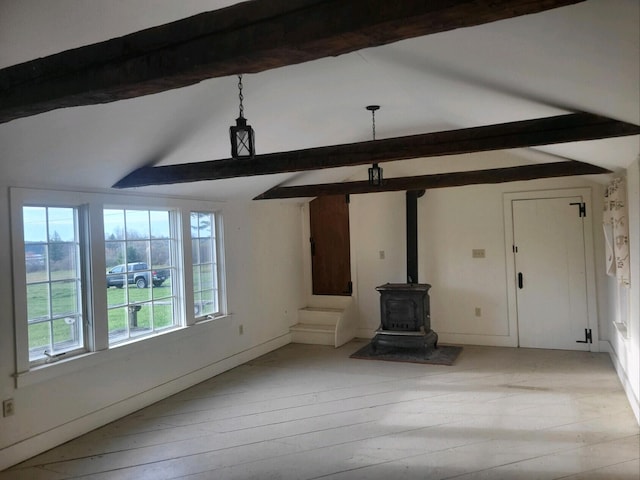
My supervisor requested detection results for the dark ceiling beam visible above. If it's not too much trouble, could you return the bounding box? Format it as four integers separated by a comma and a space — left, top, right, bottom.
0, 0, 586, 124
113, 112, 639, 188
254, 161, 610, 199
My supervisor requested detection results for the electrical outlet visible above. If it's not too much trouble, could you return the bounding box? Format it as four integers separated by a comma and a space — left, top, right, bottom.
475, 307, 482, 317
472, 249, 486, 258
239, 324, 244, 335
379, 250, 385, 260
3, 399, 15, 417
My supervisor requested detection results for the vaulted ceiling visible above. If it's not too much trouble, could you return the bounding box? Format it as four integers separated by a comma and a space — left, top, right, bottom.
0, 0, 638, 201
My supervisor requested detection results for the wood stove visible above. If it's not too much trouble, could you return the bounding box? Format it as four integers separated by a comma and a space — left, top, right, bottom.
371, 190, 438, 353
372, 283, 438, 352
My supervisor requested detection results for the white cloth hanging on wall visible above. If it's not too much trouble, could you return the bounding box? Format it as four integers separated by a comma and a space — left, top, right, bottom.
603, 217, 616, 276
603, 177, 630, 285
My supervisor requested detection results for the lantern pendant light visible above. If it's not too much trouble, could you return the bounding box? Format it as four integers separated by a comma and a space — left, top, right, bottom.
230, 74, 255, 159
368, 162, 382, 186
366, 105, 383, 186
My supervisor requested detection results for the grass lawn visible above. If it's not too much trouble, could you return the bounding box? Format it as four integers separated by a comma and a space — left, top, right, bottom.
27, 270, 175, 352
107, 282, 175, 341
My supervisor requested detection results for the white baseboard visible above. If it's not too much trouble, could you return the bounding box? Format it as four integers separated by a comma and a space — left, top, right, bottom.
600, 340, 640, 425
437, 332, 517, 347
0, 333, 291, 471
599, 340, 611, 353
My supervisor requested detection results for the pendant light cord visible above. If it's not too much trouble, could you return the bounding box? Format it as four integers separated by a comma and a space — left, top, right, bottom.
371, 108, 376, 140
366, 105, 380, 141
238, 75, 245, 119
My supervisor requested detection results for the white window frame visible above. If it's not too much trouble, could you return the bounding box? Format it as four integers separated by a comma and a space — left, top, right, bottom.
190, 210, 226, 320
10, 188, 227, 385
103, 206, 181, 345
12, 193, 91, 372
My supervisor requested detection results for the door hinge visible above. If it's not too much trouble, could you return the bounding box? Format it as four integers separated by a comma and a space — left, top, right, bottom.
345, 194, 350, 204
576, 328, 592, 344
570, 202, 586, 217
513, 245, 518, 253
310, 237, 315, 256
347, 281, 353, 294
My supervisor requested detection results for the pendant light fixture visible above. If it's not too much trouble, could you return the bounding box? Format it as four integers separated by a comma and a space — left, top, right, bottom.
366, 105, 383, 186
230, 74, 255, 159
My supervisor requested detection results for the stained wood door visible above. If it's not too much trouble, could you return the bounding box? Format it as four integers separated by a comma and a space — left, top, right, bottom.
512, 197, 590, 351
309, 195, 351, 295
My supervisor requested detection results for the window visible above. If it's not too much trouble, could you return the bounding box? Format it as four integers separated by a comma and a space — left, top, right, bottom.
11, 188, 226, 376
191, 212, 221, 317
22, 206, 85, 363
104, 208, 178, 344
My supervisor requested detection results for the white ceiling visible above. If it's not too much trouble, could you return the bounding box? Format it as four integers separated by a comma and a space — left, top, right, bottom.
0, 0, 638, 201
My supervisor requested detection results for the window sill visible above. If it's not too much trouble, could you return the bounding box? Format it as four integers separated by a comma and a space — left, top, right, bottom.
14, 319, 229, 389
193, 313, 232, 326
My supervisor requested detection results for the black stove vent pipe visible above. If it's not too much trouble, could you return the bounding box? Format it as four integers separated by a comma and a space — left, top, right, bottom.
406, 190, 425, 284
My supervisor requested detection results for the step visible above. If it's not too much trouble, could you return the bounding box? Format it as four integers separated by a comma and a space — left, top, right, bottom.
290, 323, 335, 346
298, 307, 342, 326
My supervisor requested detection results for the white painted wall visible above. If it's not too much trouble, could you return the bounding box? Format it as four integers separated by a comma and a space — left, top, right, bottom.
0, 191, 305, 469
350, 175, 610, 349
604, 158, 640, 422
351, 191, 408, 336
422, 184, 515, 344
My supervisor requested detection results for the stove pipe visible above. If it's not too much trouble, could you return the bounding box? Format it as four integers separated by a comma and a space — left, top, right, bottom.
406, 190, 425, 284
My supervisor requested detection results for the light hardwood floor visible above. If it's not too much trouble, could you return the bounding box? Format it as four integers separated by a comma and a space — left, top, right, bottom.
3, 341, 639, 479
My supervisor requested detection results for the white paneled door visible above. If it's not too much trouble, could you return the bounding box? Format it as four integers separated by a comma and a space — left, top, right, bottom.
512, 196, 590, 351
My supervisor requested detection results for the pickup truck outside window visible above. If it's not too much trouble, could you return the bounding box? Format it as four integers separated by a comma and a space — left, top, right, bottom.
106, 262, 170, 289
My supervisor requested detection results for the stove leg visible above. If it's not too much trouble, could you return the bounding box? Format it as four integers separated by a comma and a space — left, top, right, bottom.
424, 329, 438, 350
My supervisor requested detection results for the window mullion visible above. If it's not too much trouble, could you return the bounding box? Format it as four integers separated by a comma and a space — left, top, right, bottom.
181, 210, 195, 325
88, 202, 108, 351
45, 209, 52, 352
48, 320, 54, 356
216, 213, 227, 315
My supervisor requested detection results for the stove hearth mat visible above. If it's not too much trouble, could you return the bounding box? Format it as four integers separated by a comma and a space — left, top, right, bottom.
350, 343, 462, 366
